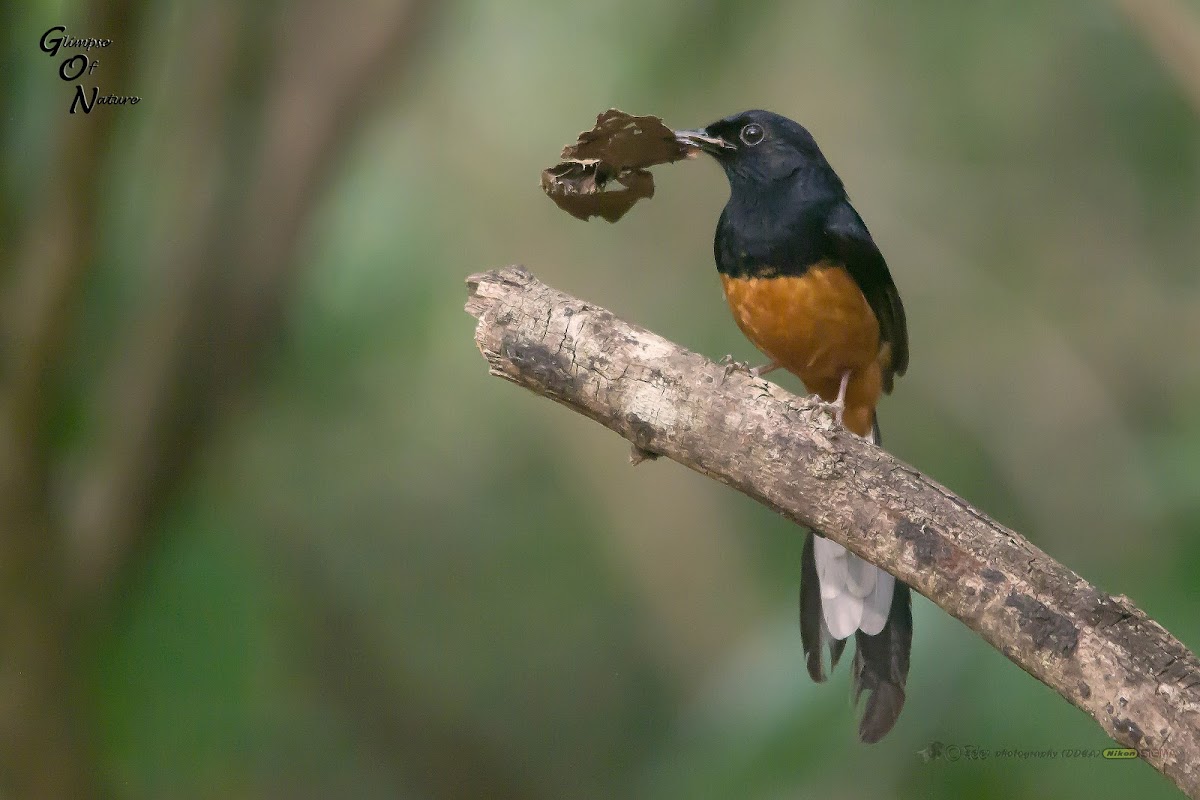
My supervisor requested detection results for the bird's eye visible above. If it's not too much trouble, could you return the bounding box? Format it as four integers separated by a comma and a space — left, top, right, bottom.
740, 123, 765, 146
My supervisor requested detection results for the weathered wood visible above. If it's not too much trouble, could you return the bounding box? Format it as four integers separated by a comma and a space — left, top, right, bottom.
466, 265, 1200, 798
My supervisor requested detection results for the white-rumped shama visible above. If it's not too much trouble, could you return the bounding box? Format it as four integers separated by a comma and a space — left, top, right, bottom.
677, 110, 912, 743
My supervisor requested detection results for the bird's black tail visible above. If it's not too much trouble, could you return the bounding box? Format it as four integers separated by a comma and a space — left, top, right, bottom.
850, 581, 912, 742
800, 531, 846, 682
800, 533, 912, 742
799, 415, 913, 743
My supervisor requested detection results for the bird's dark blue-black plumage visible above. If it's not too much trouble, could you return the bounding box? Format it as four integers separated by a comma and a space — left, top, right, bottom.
680, 109, 913, 743
701, 110, 908, 388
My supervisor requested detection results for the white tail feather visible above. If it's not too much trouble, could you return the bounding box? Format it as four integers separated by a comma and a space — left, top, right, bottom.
814, 535, 892, 639
813, 420, 893, 639
858, 569, 894, 635
845, 554, 878, 596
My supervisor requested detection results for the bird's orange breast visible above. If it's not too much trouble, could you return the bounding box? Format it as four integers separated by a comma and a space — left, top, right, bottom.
721, 262, 884, 435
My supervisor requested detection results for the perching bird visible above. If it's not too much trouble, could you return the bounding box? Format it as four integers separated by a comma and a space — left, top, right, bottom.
676, 110, 912, 742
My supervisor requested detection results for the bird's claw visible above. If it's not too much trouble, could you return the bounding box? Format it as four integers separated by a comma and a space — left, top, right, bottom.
720, 355, 779, 381
819, 396, 846, 427
750, 360, 781, 378
719, 354, 753, 379
820, 371, 852, 428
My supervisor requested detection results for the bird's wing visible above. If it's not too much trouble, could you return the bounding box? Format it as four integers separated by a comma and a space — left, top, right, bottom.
824, 201, 909, 391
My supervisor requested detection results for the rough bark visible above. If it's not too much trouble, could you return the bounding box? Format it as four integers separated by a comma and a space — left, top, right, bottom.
465, 265, 1200, 798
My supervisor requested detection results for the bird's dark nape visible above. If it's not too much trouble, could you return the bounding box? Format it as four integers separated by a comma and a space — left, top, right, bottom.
851, 583, 913, 743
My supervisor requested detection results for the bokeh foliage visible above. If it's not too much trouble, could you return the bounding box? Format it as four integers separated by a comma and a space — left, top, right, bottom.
3, 1, 1200, 798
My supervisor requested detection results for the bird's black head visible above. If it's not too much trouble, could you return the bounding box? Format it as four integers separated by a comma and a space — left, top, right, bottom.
676, 110, 840, 194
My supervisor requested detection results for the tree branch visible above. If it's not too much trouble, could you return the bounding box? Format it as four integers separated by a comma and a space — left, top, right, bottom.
465, 266, 1200, 798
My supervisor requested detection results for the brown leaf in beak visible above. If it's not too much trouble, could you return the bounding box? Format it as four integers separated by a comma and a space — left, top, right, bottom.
541, 109, 690, 223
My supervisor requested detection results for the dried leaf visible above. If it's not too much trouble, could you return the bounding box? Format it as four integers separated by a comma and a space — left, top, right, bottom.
541, 109, 689, 223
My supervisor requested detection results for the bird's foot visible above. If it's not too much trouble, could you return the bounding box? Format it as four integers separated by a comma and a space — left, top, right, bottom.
821, 396, 846, 427
750, 360, 781, 378
719, 354, 753, 380
719, 355, 780, 380
819, 371, 852, 427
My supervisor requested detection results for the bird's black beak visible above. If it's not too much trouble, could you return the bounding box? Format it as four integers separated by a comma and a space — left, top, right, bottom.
675, 128, 736, 155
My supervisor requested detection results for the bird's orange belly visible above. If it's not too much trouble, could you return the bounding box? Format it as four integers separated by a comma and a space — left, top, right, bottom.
721, 264, 883, 434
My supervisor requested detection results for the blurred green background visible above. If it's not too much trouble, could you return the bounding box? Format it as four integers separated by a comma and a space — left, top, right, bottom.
3, 0, 1200, 798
